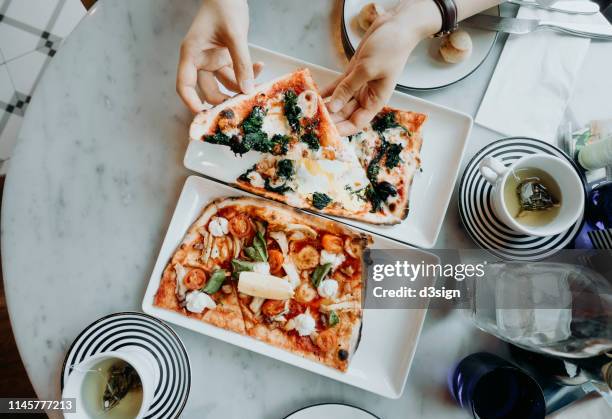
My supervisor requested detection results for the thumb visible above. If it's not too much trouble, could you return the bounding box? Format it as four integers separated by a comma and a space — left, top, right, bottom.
327, 65, 369, 113
227, 34, 254, 94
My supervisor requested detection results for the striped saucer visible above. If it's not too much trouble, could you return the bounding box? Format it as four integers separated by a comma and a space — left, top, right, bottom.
61, 311, 190, 419
459, 137, 586, 261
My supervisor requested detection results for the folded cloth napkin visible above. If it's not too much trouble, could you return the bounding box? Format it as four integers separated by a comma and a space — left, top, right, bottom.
475, 5, 608, 143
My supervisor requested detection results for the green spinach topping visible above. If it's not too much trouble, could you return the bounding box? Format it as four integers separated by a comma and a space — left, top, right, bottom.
311, 263, 333, 288
375, 181, 398, 201
242, 106, 265, 134
312, 192, 332, 209
277, 159, 294, 179
238, 165, 257, 182
283, 90, 301, 133
365, 184, 383, 213
264, 178, 293, 194
384, 143, 403, 169
202, 269, 227, 294
204, 129, 231, 146
301, 132, 320, 150
270, 134, 290, 156
371, 111, 399, 133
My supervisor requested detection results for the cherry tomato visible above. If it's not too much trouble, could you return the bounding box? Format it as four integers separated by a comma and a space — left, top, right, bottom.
262, 299, 286, 317
183, 268, 207, 290
321, 234, 343, 253
268, 249, 285, 275
228, 214, 254, 239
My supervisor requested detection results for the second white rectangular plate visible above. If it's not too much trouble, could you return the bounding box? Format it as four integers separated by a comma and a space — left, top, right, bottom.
142, 176, 434, 398
184, 45, 472, 248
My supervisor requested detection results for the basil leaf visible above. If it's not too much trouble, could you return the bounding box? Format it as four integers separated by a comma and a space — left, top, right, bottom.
253, 231, 268, 262
311, 263, 332, 288
244, 247, 261, 262
231, 259, 255, 278
202, 269, 227, 294
328, 310, 340, 327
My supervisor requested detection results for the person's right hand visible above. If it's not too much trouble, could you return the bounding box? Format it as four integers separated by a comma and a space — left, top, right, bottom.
177, 0, 263, 113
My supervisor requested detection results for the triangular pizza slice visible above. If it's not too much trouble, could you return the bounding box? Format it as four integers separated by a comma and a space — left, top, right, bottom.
346, 107, 426, 221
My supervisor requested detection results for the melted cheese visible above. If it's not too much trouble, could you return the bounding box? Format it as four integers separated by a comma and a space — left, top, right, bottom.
262, 102, 291, 137
293, 157, 368, 212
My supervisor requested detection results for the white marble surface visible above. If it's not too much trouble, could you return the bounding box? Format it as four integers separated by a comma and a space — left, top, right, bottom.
0, 0, 607, 418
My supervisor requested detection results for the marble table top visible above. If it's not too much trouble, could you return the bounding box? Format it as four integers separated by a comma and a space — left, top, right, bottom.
1, 0, 606, 418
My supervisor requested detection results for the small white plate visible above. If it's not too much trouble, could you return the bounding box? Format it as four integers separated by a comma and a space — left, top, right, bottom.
342, 0, 500, 90
142, 176, 433, 398
285, 403, 379, 419
184, 45, 473, 248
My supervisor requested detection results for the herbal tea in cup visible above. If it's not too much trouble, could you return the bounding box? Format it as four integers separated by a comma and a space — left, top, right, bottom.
479, 154, 584, 237
503, 167, 561, 227
62, 349, 158, 419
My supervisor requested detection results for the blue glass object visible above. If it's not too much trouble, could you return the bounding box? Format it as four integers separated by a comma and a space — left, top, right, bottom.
449, 352, 545, 419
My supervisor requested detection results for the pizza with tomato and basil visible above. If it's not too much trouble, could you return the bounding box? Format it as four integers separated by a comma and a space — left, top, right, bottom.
154, 196, 371, 371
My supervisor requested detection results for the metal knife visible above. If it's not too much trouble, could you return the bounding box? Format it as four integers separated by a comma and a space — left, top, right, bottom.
463, 14, 612, 40
508, 0, 600, 15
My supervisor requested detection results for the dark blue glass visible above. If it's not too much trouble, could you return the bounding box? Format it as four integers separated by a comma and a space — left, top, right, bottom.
586, 182, 612, 230
449, 352, 545, 419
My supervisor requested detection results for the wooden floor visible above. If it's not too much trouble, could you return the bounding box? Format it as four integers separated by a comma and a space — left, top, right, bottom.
1, 178, 47, 419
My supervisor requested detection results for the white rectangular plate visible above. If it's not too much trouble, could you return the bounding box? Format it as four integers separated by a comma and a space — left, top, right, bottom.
184, 45, 473, 248
142, 176, 433, 398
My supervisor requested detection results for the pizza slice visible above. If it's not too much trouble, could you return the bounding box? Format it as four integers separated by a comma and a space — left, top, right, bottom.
223, 197, 371, 371
189, 68, 343, 160
347, 107, 426, 220
154, 201, 247, 334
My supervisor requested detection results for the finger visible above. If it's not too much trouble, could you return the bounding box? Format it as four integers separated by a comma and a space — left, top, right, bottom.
327, 65, 372, 113
196, 47, 232, 71
226, 34, 255, 94
336, 120, 361, 137
198, 70, 230, 105
330, 99, 359, 123
348, 107, 378, 133
215, 61, 264, 93
176, 54, 205, 113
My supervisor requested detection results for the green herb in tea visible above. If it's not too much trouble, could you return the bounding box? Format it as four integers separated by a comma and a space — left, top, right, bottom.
517, 178, 557, 212
103, 361, 142, 411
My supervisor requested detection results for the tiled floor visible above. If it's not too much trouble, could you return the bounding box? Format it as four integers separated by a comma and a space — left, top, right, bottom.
0, 0, 86, 174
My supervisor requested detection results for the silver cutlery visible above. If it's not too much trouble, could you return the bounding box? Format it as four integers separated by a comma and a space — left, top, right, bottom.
464, 14, 612, 40
508, 0, 600, 15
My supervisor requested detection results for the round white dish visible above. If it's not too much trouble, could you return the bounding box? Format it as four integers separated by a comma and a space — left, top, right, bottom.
284, 403, 379, 419
342, 0, 500, 90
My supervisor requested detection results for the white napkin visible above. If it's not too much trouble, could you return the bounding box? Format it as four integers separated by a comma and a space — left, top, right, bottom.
475, 5, 606, 143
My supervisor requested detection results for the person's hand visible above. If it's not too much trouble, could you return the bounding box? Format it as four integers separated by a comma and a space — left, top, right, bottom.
177, 0, 263, 113
323, 0, 441, 135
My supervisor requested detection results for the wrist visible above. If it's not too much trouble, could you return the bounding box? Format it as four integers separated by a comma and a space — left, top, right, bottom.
393, 0, 443, 40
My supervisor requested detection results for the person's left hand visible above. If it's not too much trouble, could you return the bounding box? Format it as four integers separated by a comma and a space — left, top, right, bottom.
323, 0, 441, 135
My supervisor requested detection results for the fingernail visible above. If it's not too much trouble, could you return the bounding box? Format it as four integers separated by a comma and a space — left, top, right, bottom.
240, 79, 254, 94
329, 99, 343, 113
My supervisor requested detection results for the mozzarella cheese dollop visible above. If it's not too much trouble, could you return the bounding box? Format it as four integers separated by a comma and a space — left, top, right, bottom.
208, 216, 229, 237
282, 261, 301, 289
317, 279, 339, 299
247, 171, 265, 188
185, 290, 216, 313
320, 250, 346, 271
294, 311, 316, 336
252, 262, 271, 275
